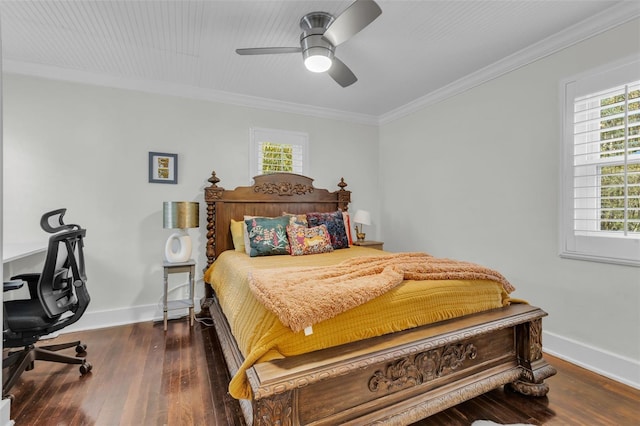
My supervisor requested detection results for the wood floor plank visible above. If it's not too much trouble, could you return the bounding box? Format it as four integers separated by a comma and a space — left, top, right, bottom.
3, 318, 639, 425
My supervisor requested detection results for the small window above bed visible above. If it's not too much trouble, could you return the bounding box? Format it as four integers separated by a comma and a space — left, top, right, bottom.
249, 127, 309, 181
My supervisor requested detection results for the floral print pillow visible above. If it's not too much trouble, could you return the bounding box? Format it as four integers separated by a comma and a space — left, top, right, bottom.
245, 216, 291, 257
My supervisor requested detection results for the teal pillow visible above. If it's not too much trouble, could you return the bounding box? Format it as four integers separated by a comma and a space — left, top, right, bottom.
245, 216, 291, 257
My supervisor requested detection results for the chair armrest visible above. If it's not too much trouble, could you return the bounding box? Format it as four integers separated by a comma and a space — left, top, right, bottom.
3, 280, 24, 292
10, 273, 40, 298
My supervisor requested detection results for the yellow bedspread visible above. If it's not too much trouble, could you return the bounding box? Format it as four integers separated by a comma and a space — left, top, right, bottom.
204, 247, 512, 400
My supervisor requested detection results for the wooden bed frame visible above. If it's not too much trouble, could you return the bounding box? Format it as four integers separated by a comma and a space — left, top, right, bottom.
203, 171, 556, 425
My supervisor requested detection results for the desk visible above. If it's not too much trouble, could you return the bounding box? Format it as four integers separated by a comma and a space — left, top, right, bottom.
3, 241, 47, 263
3, 242, 48, 285
163, 259, 195, 332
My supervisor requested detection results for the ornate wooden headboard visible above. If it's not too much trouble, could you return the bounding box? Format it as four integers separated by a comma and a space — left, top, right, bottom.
203, 170, 351, 270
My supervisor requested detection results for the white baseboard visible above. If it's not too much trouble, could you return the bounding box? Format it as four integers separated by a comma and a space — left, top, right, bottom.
60, 302, 200, 334
543, 330, 640, 390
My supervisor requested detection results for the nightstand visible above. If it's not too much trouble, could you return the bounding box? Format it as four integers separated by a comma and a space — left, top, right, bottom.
162, 259, 195, 331
352, 240, 384, 250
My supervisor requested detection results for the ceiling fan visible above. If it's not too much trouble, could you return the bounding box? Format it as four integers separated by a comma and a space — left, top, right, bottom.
235, 0, 382, 88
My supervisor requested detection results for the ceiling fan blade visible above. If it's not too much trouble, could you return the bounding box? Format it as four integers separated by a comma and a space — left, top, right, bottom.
328, 57, 357, 88
235, 47, 302, 55
322, 0, 382, 47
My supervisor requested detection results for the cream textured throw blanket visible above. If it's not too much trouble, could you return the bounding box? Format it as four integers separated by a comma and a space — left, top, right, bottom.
249, 252, 514, 332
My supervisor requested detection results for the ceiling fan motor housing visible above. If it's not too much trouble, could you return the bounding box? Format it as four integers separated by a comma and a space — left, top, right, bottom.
300, 12, 336, 70
299, 11, 335, 32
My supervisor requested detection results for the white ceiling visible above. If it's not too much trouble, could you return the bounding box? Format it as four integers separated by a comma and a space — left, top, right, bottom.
1, 0, 638, 123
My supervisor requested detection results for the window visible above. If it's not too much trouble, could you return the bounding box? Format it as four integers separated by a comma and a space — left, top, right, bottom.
561, 57, 640, 266
249, 127, 309, 179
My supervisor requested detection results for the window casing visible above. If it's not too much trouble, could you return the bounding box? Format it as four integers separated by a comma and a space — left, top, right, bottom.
250, 127, 309, 180
561, 57, 640, 266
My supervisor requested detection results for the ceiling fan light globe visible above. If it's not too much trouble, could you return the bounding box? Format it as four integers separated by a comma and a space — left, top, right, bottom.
304, 55, 332, 73
302, 46, 334, 73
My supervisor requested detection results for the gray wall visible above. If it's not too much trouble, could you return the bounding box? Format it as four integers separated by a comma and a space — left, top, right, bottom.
379, 19, 640, 387
2, 75, 379, 324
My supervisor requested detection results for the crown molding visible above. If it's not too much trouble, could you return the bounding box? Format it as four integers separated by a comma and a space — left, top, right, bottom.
2, 59, 379, 127
378, 1, 640, 125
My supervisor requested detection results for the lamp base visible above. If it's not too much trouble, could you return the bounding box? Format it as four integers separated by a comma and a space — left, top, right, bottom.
165, 232, 192, 263
356, 232, 366, 242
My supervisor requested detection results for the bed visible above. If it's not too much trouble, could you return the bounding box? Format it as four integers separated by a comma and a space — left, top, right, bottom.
202, 170, 556, 425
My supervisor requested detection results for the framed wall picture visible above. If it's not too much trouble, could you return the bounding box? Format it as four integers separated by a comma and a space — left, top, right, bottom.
149, 152, 178, 184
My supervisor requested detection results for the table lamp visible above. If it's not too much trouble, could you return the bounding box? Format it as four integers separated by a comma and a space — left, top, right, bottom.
353, 210, 371, 242
163, 201, 199, 263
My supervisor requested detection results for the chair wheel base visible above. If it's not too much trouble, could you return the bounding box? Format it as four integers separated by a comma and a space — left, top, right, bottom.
76, 343, 87, 354
80, 362, 92, 375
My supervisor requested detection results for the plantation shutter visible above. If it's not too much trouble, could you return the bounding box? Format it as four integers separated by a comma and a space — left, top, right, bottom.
561, 58, 640, 266
258, 141, 304, 174
572, 80, 640, 236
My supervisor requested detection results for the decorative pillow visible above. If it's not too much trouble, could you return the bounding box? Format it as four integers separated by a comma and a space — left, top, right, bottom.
243, 215, 267, 256
245, 216, 291, 257
283, 212, 308, 227
286, 225, 334, 256
306, 211, 350, 249
230, 219, 246, 253
342, 211, 354, 246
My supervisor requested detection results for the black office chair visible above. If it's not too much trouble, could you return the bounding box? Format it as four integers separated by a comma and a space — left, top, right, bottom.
3, 209, 92, 398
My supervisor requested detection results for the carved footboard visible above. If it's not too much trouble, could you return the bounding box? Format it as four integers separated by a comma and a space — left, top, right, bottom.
209, 300, 556, 426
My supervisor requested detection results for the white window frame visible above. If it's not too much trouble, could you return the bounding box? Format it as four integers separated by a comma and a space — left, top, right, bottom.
249, 127, 309, 181
560, 56, 640, 267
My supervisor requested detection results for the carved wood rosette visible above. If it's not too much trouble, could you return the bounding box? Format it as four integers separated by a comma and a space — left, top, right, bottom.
368, 343, 478, 393
508, 318, 557, 397
253, 390, 296, 426
254, 182, 314, 196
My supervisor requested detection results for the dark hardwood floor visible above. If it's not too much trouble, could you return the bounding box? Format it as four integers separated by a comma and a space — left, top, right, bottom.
4, 317, 639, 425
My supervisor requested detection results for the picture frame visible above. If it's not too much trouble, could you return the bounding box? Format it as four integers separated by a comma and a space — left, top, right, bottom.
149, 152, 178, 184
